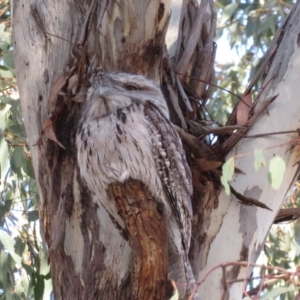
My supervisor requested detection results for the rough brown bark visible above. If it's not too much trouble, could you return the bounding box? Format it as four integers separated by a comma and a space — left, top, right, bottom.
109, 181, 170, 299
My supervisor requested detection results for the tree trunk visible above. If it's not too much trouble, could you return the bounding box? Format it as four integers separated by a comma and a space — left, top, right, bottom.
12, 0, 300, 299
196, 4, 300, 297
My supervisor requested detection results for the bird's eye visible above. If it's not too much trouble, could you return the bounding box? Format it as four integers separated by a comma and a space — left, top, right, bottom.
124, 85, 138, 91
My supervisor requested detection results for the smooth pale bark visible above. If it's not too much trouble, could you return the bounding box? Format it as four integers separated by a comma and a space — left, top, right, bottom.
12, 0, 300, 299
197, 4, 300, 298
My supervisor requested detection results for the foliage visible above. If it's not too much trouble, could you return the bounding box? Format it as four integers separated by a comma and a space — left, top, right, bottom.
220, 156, 234, 195
208, 0, 295, 124
0, 1, 52, 299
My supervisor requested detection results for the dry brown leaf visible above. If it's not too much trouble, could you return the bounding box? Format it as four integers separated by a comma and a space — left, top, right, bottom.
237, 93, 252, 125
230, 185, 272, 211
42, 118, 65, 149
275, 207, 300, 223
47, 76, 67, 112
195, 158, 222, 171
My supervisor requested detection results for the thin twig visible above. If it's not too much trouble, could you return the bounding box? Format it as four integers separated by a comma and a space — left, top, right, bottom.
222, 95, 277, 153
176, 76, 193, 112
235, 129, 299, 139
175, 71, 244, 103
189, 260, 300, 299
167, 83, 187, 129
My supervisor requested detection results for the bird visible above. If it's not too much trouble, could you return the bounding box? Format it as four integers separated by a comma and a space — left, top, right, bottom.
76, 72, 195, 299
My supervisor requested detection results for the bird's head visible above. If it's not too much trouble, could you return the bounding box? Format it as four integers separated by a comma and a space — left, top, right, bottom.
83, 72, 169, 120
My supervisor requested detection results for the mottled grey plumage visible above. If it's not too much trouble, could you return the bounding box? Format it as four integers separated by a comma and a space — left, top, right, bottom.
76, 72, 195, 298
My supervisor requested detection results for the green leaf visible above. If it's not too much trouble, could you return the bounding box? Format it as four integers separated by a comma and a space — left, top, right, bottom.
0, 136, 9, 182
0, 69, 14, 78
22, 155, 35, 179
0, 24, 11, 44
221, 3, 239, 24
221, 157, 235, 195
258, 286, 295, 300
2, 50, 15, 69
268, 156, 286, 190
22, 263, 34, 277
245, 18, 257, 37
39, 247, 50, 277
33, 274, 45, 300
0, 230, 21, 265
0, 40, 9, 52
0, 95, 19, 106
10, 146, 24, 177
0, 65, 8, 71
14, 237, 26, 257
14, 279, 26, 299
0, 110, 6, 129
0, 250, 9, 285
21, 264, 29, 299
254, 149, 266, 171
0, 199, 12, 221
43, 276, 53, 300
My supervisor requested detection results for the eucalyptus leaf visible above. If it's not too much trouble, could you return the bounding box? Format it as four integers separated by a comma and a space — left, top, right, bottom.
0, 96, 19, 106
22, 154, 35, 179
268, 156, 286, 190
39, 248, 50, 276
2, 50, 14, 69
0, 65, 8, 71
0, 250, 9, 288
10, 146, 24, 177
22, 263, 34, 276
0, 230, 21, 265
221, 3, 239, 24
259, 286, 295, 300
14, 237, 26, 257
221, 157, 235, 195
0, 199, 12, 220
0, 69, 13, 78
33, 274, 45, 300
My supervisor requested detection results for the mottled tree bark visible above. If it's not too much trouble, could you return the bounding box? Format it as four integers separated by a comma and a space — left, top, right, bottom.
12, 1, 180, 299
12, 0, 300, 299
